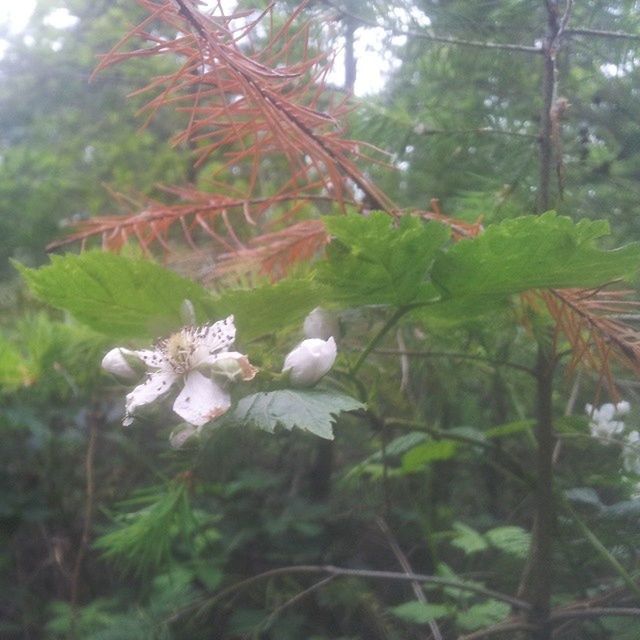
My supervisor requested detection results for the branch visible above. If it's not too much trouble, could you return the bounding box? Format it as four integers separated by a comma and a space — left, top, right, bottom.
458, 620, 538, 640
323, 1, 542, 54
377, 517, 443, 640
414, 127, 539, 140
371, 348, 536, 376
199, 564, 532, 614
566, 27, 640, 41
551, 607, 640, 621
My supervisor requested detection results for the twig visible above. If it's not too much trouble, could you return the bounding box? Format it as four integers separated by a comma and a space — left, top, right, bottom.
198, 564, 531, 615
370, 348, 536, 376
566, 27, 640, 41
261, 575, 336, 630
551, 606, 640, 621
377, 517, 443, 640
458, 620, 538, 640
415, 127, 539, 140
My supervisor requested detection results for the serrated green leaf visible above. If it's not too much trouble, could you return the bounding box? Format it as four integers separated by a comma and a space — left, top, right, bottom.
390, 601, 450, 624
227, 390, 364, 440
216, 278, 325, 342
485, 526, 531, 559
450, 522, 489, 555
456, 600, 510, 631
318, 212, 450, 306
15, 252, 217, 339
432, 212, 640, 298
402, 439, 458, 471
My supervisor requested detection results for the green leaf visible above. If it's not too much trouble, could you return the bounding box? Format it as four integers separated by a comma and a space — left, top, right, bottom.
432, 213, 640, 299
450, 522, 489, 555
485, 420, 534, 439
456, 600, 510, 631
390, 602, 450, 625
216, 278, 325, 342
0, 334, 31, 390
15, 252, 217, 339
565, 487, 602, 509
485, 526, 531, 559
226, 390, 365, 440
318, 212, 450, 306
402, 439, 458, 471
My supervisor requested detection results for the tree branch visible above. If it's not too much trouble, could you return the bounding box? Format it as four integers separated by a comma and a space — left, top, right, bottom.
323, 1, 542, 53
566, 27, 640, 41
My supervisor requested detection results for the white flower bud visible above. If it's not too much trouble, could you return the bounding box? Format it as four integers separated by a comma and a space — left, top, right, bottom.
283, 337, 337, 387
101, 348, 142, 382
303, 307, 339, 341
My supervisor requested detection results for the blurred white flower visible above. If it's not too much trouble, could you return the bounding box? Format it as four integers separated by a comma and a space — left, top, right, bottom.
585, 402, 627, 442
103, 316, 256, 428
623, 431, 640, 475
303, 307, 339, 341
283, 337, 337, 387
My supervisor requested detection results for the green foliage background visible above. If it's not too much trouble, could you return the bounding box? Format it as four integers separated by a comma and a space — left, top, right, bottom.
2, 2, 640, 640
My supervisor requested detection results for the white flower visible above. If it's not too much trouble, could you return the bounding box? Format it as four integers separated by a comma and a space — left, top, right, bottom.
101, 348, 141, 381
303, 307, 339, 341
283, 337, 337, 387
623, 431, 640, 475
105, 316, 256, 428
585, 402, 627, 442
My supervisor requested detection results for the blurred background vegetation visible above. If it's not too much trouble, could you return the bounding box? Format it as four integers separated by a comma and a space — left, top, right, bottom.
2, 1, 640, 638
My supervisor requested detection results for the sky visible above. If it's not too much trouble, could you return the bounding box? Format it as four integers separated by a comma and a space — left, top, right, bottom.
0, 1, 420, 95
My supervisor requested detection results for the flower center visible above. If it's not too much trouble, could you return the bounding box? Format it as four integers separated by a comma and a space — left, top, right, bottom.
164, 331, 196, 374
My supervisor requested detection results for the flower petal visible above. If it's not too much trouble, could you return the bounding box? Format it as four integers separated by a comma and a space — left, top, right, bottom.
135, 348, 169, 370
191, 316, 236, 365
173, 370, 231, 427
599, 403, 615, 421
124, 369, 177, 423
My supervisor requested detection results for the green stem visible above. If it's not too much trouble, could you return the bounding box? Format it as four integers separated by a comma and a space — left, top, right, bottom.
349, 306, 411, 377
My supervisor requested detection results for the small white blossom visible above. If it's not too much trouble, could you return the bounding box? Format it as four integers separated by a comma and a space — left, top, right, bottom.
585, 402, 627, 442
303, 307, 339, 341
623, 431, 640, 475
283, 337, 337, 387
101, 348, 141, 382
104, 316, 256, 428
